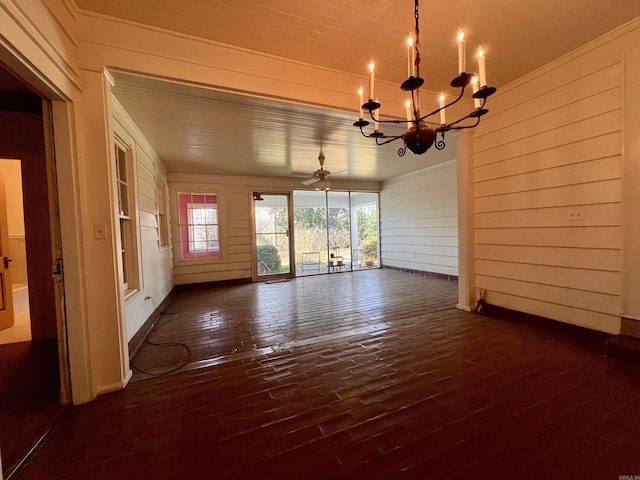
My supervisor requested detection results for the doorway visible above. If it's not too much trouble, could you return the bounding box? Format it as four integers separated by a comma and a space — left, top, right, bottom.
293, 190, 380, 276
253, 193, 293, 280
0, 64, 65, 479
0, 159, 30, 344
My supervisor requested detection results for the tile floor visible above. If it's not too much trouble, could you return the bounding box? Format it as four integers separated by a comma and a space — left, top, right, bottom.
0, 341, 61, 478
13, 270, 640, 479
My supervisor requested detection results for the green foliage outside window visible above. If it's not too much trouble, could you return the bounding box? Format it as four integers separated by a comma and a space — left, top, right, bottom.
257, 244, 281, 272
361, 235, 378, 261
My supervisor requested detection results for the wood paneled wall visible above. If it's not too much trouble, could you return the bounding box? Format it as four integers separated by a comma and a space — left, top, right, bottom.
471, 23, 640, 334
168, 173, 380, 285
112, 100, 174, 342
380, 160, 458, 277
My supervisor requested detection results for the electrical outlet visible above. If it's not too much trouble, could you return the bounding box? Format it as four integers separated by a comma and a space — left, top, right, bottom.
567, 209, 584, 222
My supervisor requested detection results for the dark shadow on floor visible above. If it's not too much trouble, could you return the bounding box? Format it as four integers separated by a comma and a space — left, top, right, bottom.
0, 340, 63, 478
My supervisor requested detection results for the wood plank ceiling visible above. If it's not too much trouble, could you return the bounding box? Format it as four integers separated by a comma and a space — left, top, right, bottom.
79, 0, 640, 181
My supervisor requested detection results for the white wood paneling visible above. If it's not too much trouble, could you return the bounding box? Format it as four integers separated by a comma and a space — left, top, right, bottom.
471, 23, 639, 334
477, 275, 620, 314
476, 226, 622, 249
476, 204, 621, 229
475, 132, 622, 182
475, 179, 621, 213
381, 160, 458, 276
112, 99, 174, 342
75, 0, 640, 103
623, 44, 640, 320
475, 245, 621, 272
481, 291, 621, 334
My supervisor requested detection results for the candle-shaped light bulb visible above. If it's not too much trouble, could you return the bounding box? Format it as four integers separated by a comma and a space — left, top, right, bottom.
457, 28, 466, 74
406, 99, 412, 128
472, 75, 481, 108
374, 98, 380, 131
477, 45, 487, 87
439, 92, 446, 125
407, 36, 415, 78
358, 87, 364, 119
368, 61, 375, 100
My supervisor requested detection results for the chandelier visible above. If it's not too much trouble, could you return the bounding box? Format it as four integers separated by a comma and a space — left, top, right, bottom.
353, 0, 496, 156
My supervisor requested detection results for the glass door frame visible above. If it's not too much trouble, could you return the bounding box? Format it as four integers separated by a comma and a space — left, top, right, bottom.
251, 191, 295, 282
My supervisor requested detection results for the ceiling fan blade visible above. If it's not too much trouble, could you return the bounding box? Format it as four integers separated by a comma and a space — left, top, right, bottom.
289, 171, 311, 178
301, 177, 319, 185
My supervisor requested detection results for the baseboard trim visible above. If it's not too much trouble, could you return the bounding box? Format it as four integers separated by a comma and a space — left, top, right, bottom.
479, 302, 610, 351
606, 335, 640, 364
621, 317, 640, 339
128, 288, 176, 359
456, 303, 474, 312
175, 277, 253, 292
381, 265, 458, 282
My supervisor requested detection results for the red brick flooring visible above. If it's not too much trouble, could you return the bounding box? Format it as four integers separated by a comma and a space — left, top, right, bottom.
14, 270, 640, 479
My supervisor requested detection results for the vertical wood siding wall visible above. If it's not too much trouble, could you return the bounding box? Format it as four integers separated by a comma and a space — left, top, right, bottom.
380, 160, 458, 277
472, 24, 640, 334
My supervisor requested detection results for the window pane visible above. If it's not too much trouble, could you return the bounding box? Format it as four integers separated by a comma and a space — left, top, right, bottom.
119, 183, 129, 216
179, 192, 220, 258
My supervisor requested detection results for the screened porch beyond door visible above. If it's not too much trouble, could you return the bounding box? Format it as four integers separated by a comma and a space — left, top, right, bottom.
293, 190, 379, 276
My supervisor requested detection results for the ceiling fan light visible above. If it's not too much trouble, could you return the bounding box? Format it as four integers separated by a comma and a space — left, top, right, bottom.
315, 179, 330, 191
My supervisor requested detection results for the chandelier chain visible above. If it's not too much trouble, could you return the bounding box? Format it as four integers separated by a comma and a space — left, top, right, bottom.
414, 0, 421, 75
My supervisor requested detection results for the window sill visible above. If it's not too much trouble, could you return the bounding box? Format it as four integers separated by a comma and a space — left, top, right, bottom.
123, 288, 140, 302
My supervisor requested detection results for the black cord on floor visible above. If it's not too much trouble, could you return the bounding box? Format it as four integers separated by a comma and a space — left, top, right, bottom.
130, 306, 193, 377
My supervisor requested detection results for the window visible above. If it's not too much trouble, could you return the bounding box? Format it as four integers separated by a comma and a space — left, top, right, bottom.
114, 141, 138, 293
156, 181, 169, 247
178, 192, 220, 258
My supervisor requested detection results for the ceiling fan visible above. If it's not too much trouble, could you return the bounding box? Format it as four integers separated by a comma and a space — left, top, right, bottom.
298, 150, 332, 191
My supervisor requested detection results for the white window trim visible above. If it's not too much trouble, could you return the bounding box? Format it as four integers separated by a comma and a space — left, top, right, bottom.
156, 180, 171, 249
169, 183, 228, 265
113, 129, 142, 299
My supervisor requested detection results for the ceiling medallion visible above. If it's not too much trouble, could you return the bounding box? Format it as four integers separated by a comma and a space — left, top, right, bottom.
353, 0, 496, 156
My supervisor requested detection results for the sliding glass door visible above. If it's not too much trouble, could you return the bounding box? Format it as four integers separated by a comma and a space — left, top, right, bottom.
351, 192, 379, 269
327, 192, 351, 272
293, 191, 328, 276
293, 190, 379, 276
254, 194, 292, 279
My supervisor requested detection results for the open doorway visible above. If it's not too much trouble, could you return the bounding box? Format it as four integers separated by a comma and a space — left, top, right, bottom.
0, 63, 65, 479
293, 190, 379, 276
0, 158, 31, 345
253, 193, 294, 280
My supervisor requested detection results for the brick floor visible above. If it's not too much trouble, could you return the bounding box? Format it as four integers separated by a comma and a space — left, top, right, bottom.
13, 270, 640, 479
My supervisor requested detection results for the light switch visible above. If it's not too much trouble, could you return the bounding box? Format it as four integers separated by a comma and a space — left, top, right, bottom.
94, 223, 107, 239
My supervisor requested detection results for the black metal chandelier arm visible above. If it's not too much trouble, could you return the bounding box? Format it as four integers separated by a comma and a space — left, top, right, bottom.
417, 84, 466, 124
374, 134, 404, 146
366, 109, 411, 125
443, 114, 481, 131
358, 126, 370, 138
